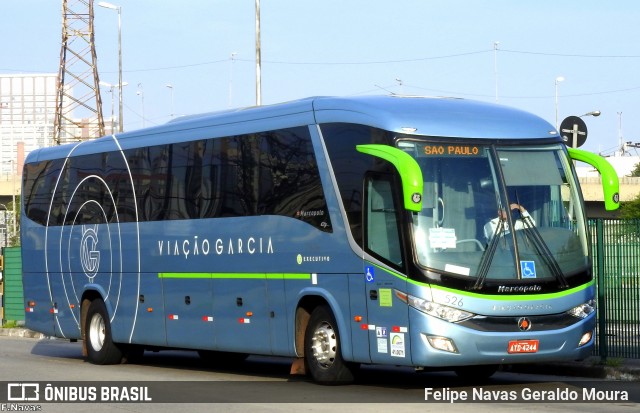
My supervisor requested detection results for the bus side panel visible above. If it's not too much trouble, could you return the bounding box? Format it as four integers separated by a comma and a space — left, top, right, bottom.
163, 277, 214, 349
212, 277, 271, 354
364, 267, 411, 365
129, 273, 167, 347
42, 225, 82, 340
22, 272, 55, 336
266, 275, 291, 356
348, 272, 371, 363
22, 218, 56, 336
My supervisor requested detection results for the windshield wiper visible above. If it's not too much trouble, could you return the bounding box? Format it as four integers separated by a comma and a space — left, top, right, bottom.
521, 216, 569, 289
473, 219, 503, 290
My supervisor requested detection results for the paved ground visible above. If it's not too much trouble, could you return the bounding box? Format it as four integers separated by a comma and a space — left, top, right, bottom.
1, 327, 638, 381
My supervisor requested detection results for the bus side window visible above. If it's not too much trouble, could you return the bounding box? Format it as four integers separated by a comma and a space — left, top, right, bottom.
364, 174, 403, 268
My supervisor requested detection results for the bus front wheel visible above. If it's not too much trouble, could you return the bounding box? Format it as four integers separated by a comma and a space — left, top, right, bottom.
304, 305, 355, 384
85, 299, 123, 365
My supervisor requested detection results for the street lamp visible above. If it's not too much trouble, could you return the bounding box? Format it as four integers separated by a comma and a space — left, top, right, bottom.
98, 2, 123, 132
166, 83, 174, 118
395, 78, 403, 95
136, 83, 145, 128
493, 41, 500, 102
580, 110, 601, 118
229, 52, 237, 108
99, 81, 128, 134
555, 76, 565, 130
255, 0, 261, 106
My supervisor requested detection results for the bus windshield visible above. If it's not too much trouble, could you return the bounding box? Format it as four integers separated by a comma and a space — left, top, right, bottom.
401, 141, 589, 283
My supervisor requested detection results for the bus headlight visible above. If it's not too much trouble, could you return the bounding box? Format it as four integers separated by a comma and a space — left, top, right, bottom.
425, 335, 459, 353
405, 293, 475, 323
567, 299, 596, 319
578, 330, 593, 347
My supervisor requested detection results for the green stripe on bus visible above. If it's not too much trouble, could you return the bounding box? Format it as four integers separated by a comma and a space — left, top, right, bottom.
158, 272, 311, 280
428, 279, 594, 301
365, 261, 594, 301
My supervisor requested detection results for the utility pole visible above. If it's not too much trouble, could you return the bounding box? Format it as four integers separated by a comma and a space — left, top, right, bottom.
255, 0, 262, 106
54, 0, 105, 145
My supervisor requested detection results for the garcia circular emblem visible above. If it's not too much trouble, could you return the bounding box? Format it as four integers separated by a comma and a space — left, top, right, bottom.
80, 225, 101, 279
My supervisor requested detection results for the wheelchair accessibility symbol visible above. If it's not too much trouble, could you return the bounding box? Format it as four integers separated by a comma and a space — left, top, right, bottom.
520, 261, 536, 279
365, 266, 375, 282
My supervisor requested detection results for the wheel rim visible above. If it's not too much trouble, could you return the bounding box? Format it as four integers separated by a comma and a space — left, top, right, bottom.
88, 312, 106, 352
310, 321, 337, 368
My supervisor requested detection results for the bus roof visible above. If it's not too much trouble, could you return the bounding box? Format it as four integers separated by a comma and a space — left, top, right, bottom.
312, 95, 557, 139
26, 95, 558, 163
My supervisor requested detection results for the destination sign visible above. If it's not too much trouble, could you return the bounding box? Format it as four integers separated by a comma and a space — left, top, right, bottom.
422, 144, 483, 157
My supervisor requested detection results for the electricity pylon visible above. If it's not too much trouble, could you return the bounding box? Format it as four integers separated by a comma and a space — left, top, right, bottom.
54, 0, 105, 145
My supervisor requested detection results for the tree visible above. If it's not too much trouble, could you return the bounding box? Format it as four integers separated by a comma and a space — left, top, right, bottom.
5, 195, 20, 247
619, 196, 640, 219
620, 163, 640, 219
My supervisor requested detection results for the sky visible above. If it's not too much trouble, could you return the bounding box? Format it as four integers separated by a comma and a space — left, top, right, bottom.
2, 0, 639, 157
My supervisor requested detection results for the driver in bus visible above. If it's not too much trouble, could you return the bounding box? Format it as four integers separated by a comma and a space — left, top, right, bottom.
484, 203, 535, 241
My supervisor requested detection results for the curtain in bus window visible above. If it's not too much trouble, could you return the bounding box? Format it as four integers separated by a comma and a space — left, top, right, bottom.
499, 150, 564, 230
499, 151, 563, 186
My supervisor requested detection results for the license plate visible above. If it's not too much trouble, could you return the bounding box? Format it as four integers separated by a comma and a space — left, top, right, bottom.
507, 339, 539, 354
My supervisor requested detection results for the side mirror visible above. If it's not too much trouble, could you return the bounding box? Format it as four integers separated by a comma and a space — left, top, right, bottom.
568, 147, 620, 211
356, 144, 423, 212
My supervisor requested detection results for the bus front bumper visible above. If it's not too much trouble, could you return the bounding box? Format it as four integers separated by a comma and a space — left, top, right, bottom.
409, 310, 596, 367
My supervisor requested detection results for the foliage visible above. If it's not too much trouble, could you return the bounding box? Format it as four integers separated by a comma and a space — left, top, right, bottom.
1, 320, 18, 328
619, 163, 640, 219
619, 195, 640, 220
3, 195, 20, 247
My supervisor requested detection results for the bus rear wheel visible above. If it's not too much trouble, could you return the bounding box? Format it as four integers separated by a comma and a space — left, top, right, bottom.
304, 305, 355, 384
85, 299, 123, 365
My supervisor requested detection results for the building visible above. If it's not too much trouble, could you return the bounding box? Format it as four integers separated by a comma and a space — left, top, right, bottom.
0, 74, 57, 170
0, 74, 59, 246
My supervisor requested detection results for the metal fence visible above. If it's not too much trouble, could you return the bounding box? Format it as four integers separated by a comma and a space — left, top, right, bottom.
590, 219, 640, 359
1, 246, 23, 325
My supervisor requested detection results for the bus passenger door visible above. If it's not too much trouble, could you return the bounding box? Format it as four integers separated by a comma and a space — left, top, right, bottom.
363, 174, 412, 364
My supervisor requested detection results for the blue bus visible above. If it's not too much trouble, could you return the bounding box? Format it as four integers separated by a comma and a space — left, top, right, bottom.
21, 96, 619, 383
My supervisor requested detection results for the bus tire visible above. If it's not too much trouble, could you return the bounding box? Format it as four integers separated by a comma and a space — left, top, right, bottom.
304, 305, 355, 384
85, 299, 123, 365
